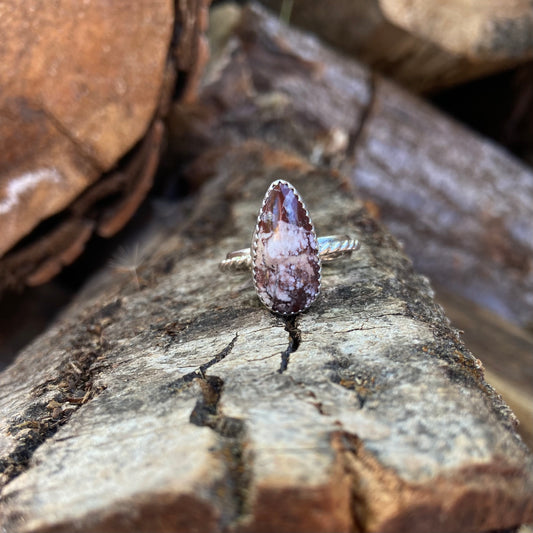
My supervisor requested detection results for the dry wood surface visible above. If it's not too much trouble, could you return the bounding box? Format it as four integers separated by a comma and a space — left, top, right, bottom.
0, 4, 532, 533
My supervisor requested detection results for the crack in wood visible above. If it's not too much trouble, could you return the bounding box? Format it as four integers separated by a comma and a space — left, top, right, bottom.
189, 375, 244, 438
164, 334, 239, 394
189, 376, 252, 530
279, 315, 301, 374
39, 103, 105, 174
182, 335, 253, 529
332, 431, 367, 533
345, 70, 377, 160
333, 430, 529, 533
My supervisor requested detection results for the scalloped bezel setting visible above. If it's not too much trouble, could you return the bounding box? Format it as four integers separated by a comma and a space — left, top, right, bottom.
252, 180, 321, 315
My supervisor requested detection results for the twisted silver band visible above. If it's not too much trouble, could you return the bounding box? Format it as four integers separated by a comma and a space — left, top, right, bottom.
220, 235, 360, 272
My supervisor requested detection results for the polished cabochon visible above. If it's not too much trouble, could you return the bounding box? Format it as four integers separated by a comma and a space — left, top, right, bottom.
252, 180, 321, 315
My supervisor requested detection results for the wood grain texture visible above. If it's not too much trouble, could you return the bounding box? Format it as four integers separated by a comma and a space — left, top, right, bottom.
1, 4, 532, 532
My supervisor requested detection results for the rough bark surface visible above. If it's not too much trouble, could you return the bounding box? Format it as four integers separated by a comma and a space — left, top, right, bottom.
1, 4, 532, 533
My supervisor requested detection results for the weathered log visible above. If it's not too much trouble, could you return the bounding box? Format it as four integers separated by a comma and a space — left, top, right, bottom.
344, 78, 533, 328
1, 4, 533, 533
2, 142, 532, 532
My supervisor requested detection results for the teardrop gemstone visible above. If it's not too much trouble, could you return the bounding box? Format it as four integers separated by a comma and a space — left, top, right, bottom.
252, 180, 321, 315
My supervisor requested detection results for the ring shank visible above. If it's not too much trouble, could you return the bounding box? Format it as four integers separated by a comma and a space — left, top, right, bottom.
219, 235, 360, 272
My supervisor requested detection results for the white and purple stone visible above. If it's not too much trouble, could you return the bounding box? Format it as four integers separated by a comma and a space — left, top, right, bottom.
252, 180, 321, 315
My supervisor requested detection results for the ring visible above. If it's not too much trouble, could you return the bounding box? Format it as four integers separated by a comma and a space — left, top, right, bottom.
220, 180, 360, 315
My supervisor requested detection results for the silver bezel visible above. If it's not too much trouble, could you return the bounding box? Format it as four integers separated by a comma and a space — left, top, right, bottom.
251, 179, 322, 316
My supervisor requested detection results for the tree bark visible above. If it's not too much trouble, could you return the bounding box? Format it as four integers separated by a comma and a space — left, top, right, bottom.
1, 4, 532, 533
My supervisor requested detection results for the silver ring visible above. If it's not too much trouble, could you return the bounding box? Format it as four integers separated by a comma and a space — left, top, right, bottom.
220, 180, 360, 315
220, 236, 359, 271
